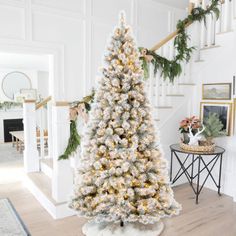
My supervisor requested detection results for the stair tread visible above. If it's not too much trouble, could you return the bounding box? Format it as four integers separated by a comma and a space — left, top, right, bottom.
216, 30, 234, 35
195, 59, 205, 63
155, 106, 172, 109
41, 158, 53, 169
27, 172, 65, 206
178, 83, 196, 86
166, 94, 184, 97
200, 45, 220, 51
156, 94, 184, 97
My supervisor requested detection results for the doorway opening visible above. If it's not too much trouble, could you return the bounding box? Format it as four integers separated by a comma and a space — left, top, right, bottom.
0, 51, 51, 185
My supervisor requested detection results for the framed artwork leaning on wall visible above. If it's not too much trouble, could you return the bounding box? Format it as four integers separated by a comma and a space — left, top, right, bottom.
200, 102, 232, 136
202, 83, 232, 100
20, 88, 38, 101
234, 99, 236, 135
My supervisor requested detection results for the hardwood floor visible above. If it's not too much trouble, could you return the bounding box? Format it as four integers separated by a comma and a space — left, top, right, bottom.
0, 144, 236, 236
1, 180, 235, 235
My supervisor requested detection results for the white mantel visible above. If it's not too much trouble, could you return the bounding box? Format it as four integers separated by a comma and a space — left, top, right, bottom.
0, 109, 23, 143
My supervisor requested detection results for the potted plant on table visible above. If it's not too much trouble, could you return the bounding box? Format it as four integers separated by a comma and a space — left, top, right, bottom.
201, 112, 225, 145
179, 113, 225, 152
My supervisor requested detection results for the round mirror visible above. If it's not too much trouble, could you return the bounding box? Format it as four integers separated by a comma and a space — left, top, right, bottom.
2, 71, 32, 100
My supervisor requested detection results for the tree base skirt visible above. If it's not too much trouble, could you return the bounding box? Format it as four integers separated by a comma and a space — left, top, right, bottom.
82, 220, 164, 236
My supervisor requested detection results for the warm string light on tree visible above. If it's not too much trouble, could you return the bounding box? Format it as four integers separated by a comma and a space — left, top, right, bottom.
69, 12, 181, 227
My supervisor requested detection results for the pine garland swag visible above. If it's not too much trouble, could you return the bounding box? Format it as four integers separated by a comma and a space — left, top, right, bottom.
58, 90, 95, 160
140, 0, 221, 81
58, 120, 81, 160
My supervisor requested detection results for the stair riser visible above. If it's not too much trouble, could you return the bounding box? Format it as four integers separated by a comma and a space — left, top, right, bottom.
24, 176, 75, 219
41, 162, 53, 179
168, 96, 185, 108
155, 108, 173, 122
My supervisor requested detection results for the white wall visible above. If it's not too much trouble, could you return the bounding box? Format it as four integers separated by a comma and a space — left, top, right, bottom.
0, 0, 186, 101
191, 29, 236, 199
37, 71, 49, 99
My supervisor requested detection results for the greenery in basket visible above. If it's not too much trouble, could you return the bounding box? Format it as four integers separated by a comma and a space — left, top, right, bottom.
203, 112, 225, 143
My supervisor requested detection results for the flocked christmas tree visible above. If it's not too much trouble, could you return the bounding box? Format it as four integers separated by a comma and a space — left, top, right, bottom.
70, 13, 181, 227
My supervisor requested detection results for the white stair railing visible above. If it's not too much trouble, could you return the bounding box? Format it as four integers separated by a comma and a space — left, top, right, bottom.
36, 96, 52, 161
146, 0, 236, 122
201, 0, 234, 49
234, 0, 236, 18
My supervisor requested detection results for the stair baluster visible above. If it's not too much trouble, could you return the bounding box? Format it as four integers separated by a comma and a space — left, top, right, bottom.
234, 0, 236, 18
216, 3, 222, 34
148, 63, 155, 107
154, 70, 161, 107
200, 0, 208, 48
167, 40, 175, 96
36, 97, 52, 162
227, 0, 233, 30
38, 108, 45, 160
23, 100, 40, 173
222, 0, 227, 32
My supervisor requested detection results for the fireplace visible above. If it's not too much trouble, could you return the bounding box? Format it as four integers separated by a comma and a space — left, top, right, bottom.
3, 119, 23, 142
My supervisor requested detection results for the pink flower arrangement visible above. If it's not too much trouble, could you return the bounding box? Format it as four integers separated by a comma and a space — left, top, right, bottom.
179, 116, 201, 134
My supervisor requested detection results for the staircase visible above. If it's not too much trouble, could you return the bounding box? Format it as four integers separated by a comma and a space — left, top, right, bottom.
22, 0, 236, 219
23, 97, 75, 219
147, 0, 236, 133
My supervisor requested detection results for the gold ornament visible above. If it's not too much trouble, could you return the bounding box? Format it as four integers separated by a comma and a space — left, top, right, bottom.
108, 188, 115, 194
132, 179, 141, 187
144, 183, 151, 188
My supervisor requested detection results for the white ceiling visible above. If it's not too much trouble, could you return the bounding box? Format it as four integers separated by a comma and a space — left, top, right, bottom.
153, 0, 189, 9
0, 52, 49, 71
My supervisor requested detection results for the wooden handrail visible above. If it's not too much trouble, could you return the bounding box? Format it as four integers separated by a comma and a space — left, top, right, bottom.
188, 2, 195, 14
36, 96, 52, 110
150, 21, 192, 52
150, 0, 224, 52
150, 1, 195, 52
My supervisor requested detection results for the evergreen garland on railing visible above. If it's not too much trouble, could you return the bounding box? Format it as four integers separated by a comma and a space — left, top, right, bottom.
58, 91, 94, 160
140, 0, 220, 82
58, 120, 81, 160
59, 0, 221, 160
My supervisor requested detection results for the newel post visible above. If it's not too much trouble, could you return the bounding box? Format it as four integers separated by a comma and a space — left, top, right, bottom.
23, 100, 40, 172
51, 102, 73, 202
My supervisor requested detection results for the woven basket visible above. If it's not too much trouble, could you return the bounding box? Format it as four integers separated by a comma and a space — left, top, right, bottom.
180, 142, 215, 153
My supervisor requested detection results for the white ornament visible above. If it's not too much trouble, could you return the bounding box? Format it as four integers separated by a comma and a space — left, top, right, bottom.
106, 128, 114, 135
122, 121, 130, 130
111, 79, 120, 87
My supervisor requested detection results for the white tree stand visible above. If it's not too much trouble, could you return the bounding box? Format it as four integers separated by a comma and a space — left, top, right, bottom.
82, 221, 164, 236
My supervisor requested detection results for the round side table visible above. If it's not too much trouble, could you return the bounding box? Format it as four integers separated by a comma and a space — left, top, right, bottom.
170, 144, 225, 204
